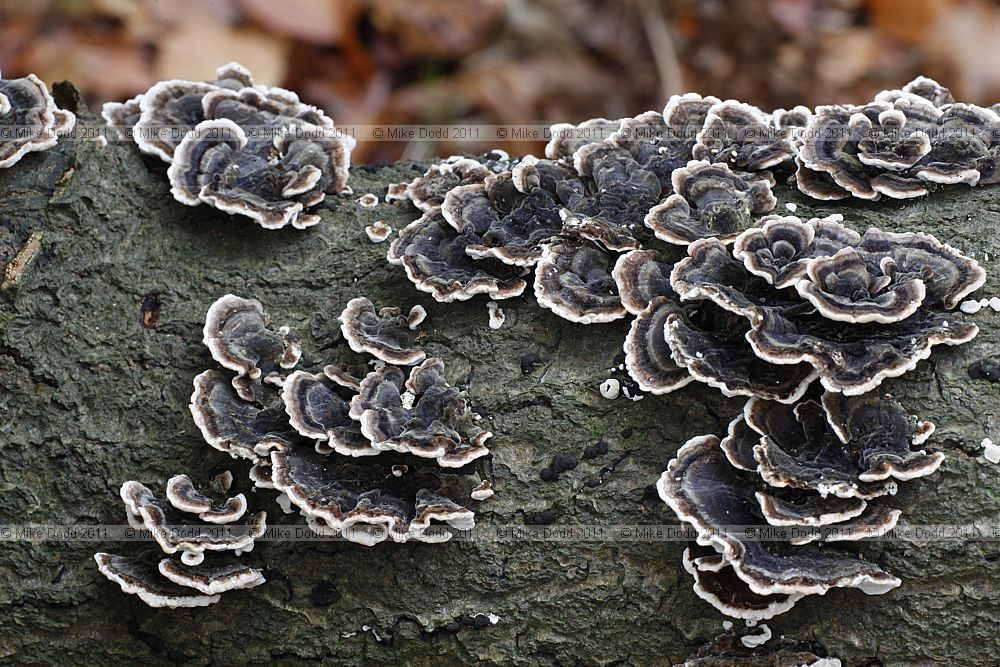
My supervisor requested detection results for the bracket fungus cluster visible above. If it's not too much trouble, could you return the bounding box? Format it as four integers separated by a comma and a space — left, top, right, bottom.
796, 76, 1000, 200
102, 62, 355, 229
629, 212, 983, 619
190, 294, 486, 546
658, 387, 945, 620
95, 472, 265, 608
0, 68, 75, 168
387, 91, 800, 324
614, 214, 984, 401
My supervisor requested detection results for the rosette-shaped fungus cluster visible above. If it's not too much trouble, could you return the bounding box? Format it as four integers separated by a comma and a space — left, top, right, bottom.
95, 471, 266, 608
659, 388, 942, 620
634, 214, 985, 619
102, 62, 355, 229
615, 214, 984, 402
797, 76, 1000, 200
389, 92, 798, 320
190, 294, 487, 547
0, 68, 75, 168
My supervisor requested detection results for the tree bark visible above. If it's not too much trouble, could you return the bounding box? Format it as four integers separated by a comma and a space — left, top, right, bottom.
1, 85, 999, 666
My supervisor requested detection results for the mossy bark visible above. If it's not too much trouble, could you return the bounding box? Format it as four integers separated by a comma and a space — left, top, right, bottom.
2, 87, 999, 666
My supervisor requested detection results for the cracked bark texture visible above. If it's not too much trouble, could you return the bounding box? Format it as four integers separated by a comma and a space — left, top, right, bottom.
1, 87, 1000, 666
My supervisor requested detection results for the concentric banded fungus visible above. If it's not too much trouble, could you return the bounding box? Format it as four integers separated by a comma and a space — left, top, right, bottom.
388, 211, 528, 302
190, 370, 296, 460
670, 223, 982, 396
682, 545, 806, 621
533, 241, 627, 324
167, 119, 344, 230
692, 100, 794, 171
339, 297, 426, 365
611, 249, 679, 315
747, 392, 939, 491
658, 435, 901, 597
157, 557, 265, 595
600, 95, 721, 189
282, 370, 375, 457
406, 158, 494, 212
798, 104, 900, 200
203, 295, 301, 387
94, 553, 221, 608
106, 63, 353, 227
270, 443, 475, 545
348, 358, 491, 467
797, 88, 1000, 200
794, 248, 927, 324
663, 303, 819, 403
545, 117, 622, 160
854, 109, 931, 171
442, 165, 571, 265
166, 472, 247, 524
755, 491, 867, 527
566, 143, 660, 249
0, 69, 76, 168
732, 215, 858, 289
913, 104, 1000, 186
623, 297, 695, 394
132, 79, 219, 161
121, 481, 266, 565
747, 306, 978, 395
644, 160, 776, 245
821, 392, 943, 481
864, 228, 984, 306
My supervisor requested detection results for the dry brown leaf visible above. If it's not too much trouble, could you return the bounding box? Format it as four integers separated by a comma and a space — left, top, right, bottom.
238, 0, 346, 46
157, 20, 287, 86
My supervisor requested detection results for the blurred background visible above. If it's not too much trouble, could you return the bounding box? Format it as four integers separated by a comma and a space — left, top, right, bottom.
1, 0, 998, 162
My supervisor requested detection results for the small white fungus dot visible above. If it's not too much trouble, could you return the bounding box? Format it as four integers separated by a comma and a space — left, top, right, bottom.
599, 378, 620, 399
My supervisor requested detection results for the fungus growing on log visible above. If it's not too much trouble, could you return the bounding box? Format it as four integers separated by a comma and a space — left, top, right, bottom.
667, 218, 982, 396
96, 470, 266, 607
660, 382, 950, 619
692, 100, 795, 171
202, 294, 302, 391
388, 211, 528, 302
659, 435, 902, 598
165, 471, 247, 524
796, 78, 1000, 200
339, 297, 427, 365
681, 545, 806, 621
441, 164, 570, 266
94, 553, 223, 608
644, 160, 776, 245
0, 69, 75, 167
270, 443, 475, 545
103, 62, 354, 228
281, 370, 375, 457
190, 369, 297, 460
348, 358, 491, 467
533, 241, 627, 323
406, 158, 496, 212
121, 480, 266, 565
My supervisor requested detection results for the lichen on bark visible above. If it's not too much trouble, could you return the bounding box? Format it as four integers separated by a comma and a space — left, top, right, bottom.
1, 86, 1000, 666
